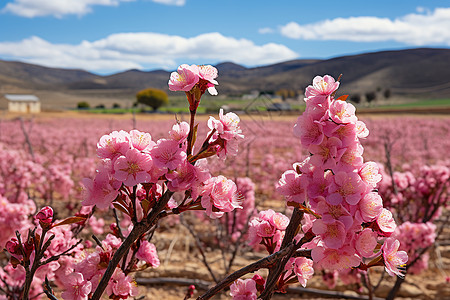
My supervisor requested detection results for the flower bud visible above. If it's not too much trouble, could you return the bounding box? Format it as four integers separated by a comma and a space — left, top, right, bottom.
36, 206, 54, 224
5, 238, 21, 255
252, 274, 265, 293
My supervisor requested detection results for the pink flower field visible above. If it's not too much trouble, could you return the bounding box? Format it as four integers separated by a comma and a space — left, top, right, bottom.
0, 111, 448, 299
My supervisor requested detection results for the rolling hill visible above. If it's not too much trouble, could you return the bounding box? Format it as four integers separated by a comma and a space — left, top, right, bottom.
1, 48, 450, 109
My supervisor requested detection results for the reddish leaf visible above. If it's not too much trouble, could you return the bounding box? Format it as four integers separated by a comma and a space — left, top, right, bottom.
53, 216, 86, 227
113, 202, 130, 216
337, 95, 349, 101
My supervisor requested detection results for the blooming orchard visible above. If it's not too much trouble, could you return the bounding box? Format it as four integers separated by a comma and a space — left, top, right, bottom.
0, 63, 447, 299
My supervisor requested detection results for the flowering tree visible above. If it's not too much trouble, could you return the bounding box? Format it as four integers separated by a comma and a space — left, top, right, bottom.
1, 65, 413, 300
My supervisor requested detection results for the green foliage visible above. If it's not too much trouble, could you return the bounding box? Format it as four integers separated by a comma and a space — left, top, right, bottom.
112, 103, 121, 109
95, 104, 105, 109
77, 101, 90, 109
136, 88, 169, 111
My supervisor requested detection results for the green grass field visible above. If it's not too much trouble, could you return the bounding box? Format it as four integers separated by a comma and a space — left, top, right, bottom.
79, 97, 450, 115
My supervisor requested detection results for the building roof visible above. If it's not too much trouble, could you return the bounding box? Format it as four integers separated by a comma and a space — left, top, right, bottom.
4, 94, 39, 102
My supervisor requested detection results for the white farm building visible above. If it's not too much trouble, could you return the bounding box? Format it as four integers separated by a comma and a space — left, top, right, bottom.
4, 94, 41, 113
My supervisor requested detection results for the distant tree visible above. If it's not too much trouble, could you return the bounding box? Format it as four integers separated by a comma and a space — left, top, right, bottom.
365, 91, 377, 104
95, 104, 105, 109
112, 103, 121, 109
77, 101, 90, 109
136, 88, 169, 111
383, 89, 391, 99
350, 94, 361, 104
276, 89, 289, 100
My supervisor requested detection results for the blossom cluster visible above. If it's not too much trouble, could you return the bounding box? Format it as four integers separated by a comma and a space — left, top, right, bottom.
379, 163, 449, 223
248, 209, 289, 254
392, 221, 436, 274
276, 75, 407, 276
233, 75, 408, 298
70, 64, 247, 299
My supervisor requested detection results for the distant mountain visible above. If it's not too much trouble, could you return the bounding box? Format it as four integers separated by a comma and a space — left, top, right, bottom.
1, 48, 450, 100
0, 59, 100, 89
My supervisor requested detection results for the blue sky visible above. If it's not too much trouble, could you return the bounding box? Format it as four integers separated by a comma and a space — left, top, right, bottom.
0, 0, 449, 74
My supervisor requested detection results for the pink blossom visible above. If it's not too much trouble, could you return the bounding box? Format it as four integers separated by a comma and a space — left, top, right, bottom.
312, 219, 347, 249
201, 176, 241, 219
309, 136, 345, 169
166, 159, 198, 192
357, 192, 383, 222
168, 64, 200, 92
305, 75, 340, 97
136, 240, 160, 267
327, 171, 366, 205
129, 130, 155, 152
359, 162, 382, 188
355, 228, 378, 257
312, 244, 361, 270
304, 95, 330, 120
61, 272, 92, 300
376, 208, 397, 236
315, 200, 353, 230
97, 130, 130, 160
355, 120, 369, 138
216, 109, 243, 140
293, 114, 324, 147
151, 139, 186, 170
81, 172, 120, 209
323, 122, 357, 148
207, 109, 244, 158
169, 121, 190, 144
335, 142, 364, 172
256, 220, 276, 237
293, 257, 314, 287
308, 170, 332, 200
329, 100, 357, 124
106, 269, 137, 298
382, 237, 408, 278
229, 278, 258, 300
276, 170, 309, 204
88, 216, 105, 236
114, 148, 152, 186
270, 212, 290, 230
35, 206, 53, 224
198, 65, 219, 95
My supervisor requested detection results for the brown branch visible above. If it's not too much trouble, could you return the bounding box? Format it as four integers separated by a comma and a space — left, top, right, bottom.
259, 208, 304, 299
90, 190, 174, 300
197, 243, 295, 300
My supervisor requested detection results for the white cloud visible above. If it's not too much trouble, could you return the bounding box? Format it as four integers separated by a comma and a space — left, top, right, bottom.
258, 27, 274, 34
151, 0, 185, 6
2, 0, 186, 17
2, 0, 135, 18
279, 7, 450, 46
0, 33, 298, 72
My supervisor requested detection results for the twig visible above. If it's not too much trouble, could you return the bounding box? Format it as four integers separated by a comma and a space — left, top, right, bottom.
136, 277, 211, 291
113, 208, 125, 240
180, 216, 219, 284
41, 239, 83, 265
19, 117, 35, 161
